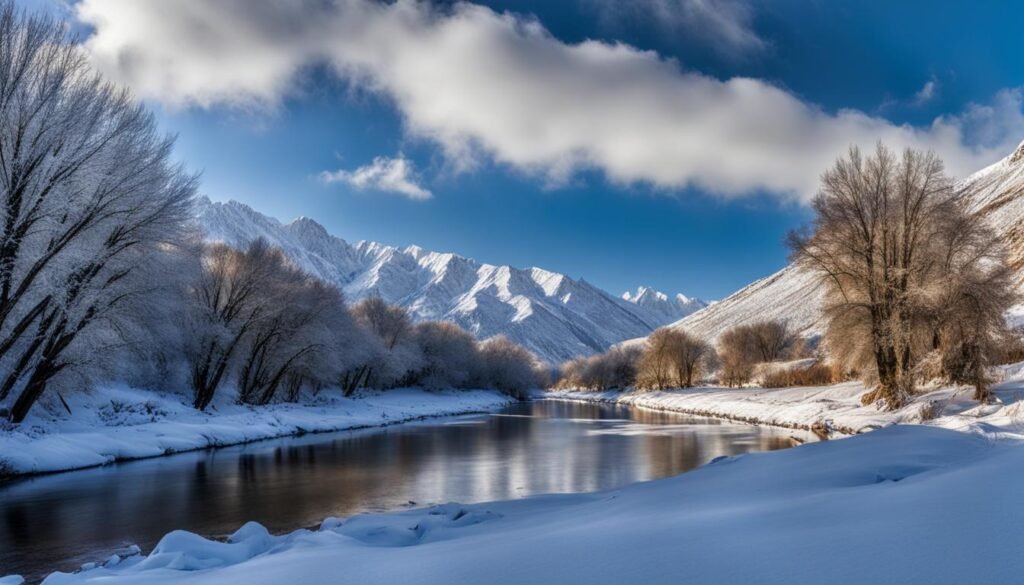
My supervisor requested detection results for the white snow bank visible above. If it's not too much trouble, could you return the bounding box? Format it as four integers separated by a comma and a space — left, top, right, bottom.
0, 385, 515, 477
547, 364, 1024, 439
19, 425, 1024, 584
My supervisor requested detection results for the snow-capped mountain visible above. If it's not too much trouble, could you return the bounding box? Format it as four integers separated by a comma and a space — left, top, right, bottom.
195, 197, 702, 363
621, 287, 706, 326
636, 140, 1024, 345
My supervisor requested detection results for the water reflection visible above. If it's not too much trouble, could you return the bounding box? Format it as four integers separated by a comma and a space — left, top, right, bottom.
0, 400, 803, 580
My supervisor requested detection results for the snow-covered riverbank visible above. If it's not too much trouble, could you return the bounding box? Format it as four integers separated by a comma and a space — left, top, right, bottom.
13, 423, 1023, 585
546, 364, 1024, 439
0, 386, 515, 477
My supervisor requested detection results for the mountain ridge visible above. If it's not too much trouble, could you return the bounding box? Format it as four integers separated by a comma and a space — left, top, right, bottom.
195, 197, 705, 363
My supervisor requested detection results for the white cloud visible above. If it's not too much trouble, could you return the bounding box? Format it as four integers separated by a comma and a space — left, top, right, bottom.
320, 156, 432, 200
589, 0, 766, 59
914, 77, 939, 105
78, 0, 1024, 201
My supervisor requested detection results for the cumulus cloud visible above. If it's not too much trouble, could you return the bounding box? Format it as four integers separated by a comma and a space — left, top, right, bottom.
320, 155, 432, 200
78, 0, 1024, 201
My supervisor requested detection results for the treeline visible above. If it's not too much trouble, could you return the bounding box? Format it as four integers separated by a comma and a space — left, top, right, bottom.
554, 320, 822, 391
0, 7, 538, 424
185, 241, 540, 414
557, 144, 1023, 408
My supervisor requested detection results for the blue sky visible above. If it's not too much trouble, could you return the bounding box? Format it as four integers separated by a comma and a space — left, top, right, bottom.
33, 0, 1024, 300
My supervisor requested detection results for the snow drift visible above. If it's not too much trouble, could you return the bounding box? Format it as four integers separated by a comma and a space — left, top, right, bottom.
18, 424, 1024, 584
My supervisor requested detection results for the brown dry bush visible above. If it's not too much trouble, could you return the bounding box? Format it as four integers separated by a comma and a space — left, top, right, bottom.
761, 362, 834, 388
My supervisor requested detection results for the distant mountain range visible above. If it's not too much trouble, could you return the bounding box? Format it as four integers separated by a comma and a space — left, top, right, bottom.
631, 140, 1024, 346
196, 197, 705, 363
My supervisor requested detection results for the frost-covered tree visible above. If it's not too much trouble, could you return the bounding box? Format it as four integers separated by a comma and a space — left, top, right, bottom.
789, 144, 1016, 408
237, 274, 351, 406
344, 297, 424, 391
187, 241, 284, 410
410, 320, 479, 389
0, 5, 196, 422
352, 296, 411, 350
475, 335, 537, 398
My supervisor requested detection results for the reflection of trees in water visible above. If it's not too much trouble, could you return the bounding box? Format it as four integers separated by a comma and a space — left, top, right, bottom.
1, 400, 801, 581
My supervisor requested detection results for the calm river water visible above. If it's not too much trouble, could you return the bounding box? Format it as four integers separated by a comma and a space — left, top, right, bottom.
1, 399, 803, 580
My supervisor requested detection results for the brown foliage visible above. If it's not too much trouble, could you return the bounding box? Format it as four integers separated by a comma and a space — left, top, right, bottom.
790, 145, 1017, 408
760, 362, 834, 388
716, 320, 796, 387
636, 328, 714, 390
555, 346, 642, 391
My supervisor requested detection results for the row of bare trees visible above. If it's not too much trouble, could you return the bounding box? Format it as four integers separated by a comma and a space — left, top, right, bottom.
182, 240, 541, 411
0, 6, 539, 423
554, 320, 802, 391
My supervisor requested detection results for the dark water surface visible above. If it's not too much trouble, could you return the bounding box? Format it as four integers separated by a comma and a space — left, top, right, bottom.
1, 400, 802, 580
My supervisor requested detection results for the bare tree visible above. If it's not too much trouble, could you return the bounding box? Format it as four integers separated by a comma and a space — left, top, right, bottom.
555, 345, 641, 390
238, 275, 345, 406
718, 326, 755, 387
352, 296, 411, 350
637, 328, 713, 390
637, 328, 676, 390
747, 320, 795, 362
475, 335, 537, 399
789, 144, 1016, 408
410, 320, 479, 389
187, 241, 283, 410
0, 5, 196, 422
672, 330, 713, 388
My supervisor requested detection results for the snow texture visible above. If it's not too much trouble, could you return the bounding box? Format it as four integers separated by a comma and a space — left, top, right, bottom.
15, 422, 1023, 584
0, 386, 514, 477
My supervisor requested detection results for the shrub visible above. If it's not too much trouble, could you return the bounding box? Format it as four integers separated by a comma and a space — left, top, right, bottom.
760, 361, 834, 388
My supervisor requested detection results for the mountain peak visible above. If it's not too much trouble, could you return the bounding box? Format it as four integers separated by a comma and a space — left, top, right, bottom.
621, 286, 706, 327
196, 199, 705, 363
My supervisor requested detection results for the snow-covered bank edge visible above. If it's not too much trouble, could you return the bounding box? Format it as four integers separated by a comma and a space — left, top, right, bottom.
0, 386, 516, 478
546, 367, 1024, 440
16, 425, 1024, 585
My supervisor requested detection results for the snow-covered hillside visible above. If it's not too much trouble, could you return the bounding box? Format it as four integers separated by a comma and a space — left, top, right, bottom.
637, 140, 1024, 344
196, 198, 701, 363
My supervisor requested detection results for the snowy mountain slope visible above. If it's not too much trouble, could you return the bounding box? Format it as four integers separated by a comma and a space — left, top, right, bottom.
633, 140, 1024, 345
962, 142, 1024, 288
657, 265, 826, 342
621, 287, 707, 327
194, 198, 701, 363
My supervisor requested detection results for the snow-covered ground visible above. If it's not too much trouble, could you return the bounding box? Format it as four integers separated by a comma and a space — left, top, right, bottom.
12, 423, 1023, 584
9, 375, 1024, 584
0, 386, 515, 477
548, 363, 1024, 439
